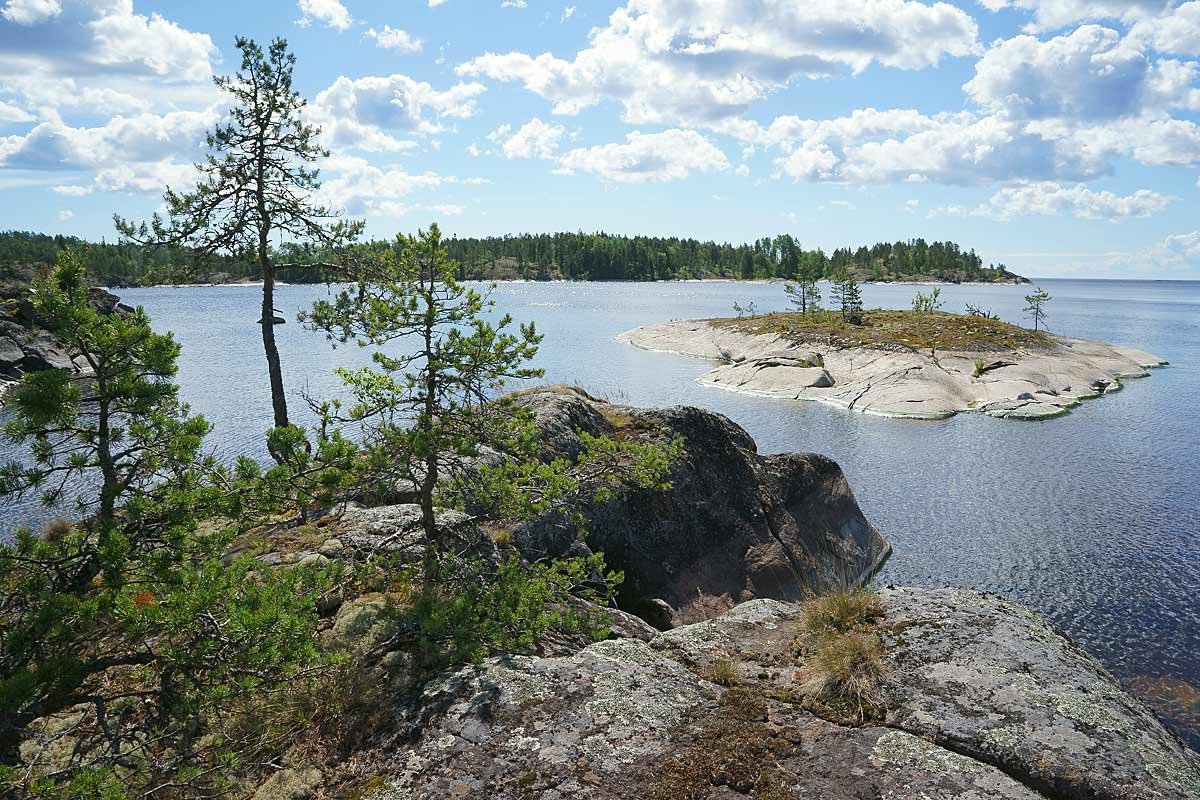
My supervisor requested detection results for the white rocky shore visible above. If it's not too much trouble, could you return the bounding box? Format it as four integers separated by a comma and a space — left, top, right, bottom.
619, 319, 1167, 420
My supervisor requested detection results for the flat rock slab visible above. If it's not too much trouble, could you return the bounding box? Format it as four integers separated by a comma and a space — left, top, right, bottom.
359, 590, 1200, 799
619, 320, 1167, 420
881, 586, 1200, 800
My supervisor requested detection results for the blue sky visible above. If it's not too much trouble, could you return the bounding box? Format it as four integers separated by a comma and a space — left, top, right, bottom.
3, 0, 1200, 278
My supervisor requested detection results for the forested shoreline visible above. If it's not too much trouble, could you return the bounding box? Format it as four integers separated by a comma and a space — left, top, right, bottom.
0, 230, 1026, 288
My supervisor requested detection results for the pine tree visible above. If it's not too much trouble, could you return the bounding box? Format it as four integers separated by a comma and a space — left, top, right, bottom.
0, 249, 332, 789
1024, 286, 1051, 332
115, 37, 361, 436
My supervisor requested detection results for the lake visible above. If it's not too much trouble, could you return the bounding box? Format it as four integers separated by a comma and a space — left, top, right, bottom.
3, 277, 1198, 747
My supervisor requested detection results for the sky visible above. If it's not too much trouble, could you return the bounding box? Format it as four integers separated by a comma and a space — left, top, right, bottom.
2, 1, 1200, 279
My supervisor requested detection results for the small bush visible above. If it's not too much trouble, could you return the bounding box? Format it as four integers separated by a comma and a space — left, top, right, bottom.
973, 358, 986, 379
800, 587, 884, 639
41, 518, 73, 542
490, 527, 513, 548
706, 659, 738, 687
799, 630, 885, 722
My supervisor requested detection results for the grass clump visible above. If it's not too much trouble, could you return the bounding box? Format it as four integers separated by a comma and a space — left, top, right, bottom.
800, 586, 884, 638
706, 658, 739, 687
795, 587, 887, 724
797, 631, 885, 722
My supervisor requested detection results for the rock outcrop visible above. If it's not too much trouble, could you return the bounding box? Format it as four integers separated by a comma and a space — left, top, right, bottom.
620, 320, 1167, 420
361, 589, 1200, 800
507, 387, 890, 625
0, 272, 129, 400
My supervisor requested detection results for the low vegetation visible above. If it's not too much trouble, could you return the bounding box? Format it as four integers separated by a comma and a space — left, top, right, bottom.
712, 308, 1051, 352
794, 587, 888, 724
0, 231, 681, 797
647, 688, 795, 800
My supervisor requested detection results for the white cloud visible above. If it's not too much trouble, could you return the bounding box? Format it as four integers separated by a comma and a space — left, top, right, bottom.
1, 0, 61, 25
1146, 228, 1200, 271
499, 117, 566, 158
315, 154, 481, 216
963, 26, 1186, 120
458, 0, 979, 124
429, 0, 448, 6
979, 0, 1164, 31
310, 74, 487, 151
941, 180, 1173, 219
501, 0, 527, 7
555, 129, 729, 182
1129, 1, 1200, 54
754, 109, 1104, 185
429, 203, 465, 215
561, 5, 575, 22
366, 25, 421, 52
297, 0, 352, 31
56, 209, 72, 220
0, 100, 34, 123
0, 108, 217, 172
0, 2, 217, 115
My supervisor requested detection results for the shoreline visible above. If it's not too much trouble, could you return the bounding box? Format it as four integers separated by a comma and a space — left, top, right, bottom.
104, 276, 1029, 291
618, 319, 1167, 421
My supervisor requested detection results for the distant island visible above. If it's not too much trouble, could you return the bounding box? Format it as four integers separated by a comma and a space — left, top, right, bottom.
621, 309, 1165, 420
0, 229, 1027, 287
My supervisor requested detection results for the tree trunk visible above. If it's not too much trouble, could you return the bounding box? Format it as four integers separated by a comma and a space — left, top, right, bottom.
260, 262, 289, 433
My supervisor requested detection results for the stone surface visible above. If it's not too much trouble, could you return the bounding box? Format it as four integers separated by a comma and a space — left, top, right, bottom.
619, 320, 1167, 420
0, 281, 128, 387
356, 589, 1200, 799
880, 586, 1200, 800
333, 503, 497, 565
508, 387, 890, 624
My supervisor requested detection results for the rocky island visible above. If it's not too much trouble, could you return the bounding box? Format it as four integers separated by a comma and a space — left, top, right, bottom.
620, 311, 1167, 420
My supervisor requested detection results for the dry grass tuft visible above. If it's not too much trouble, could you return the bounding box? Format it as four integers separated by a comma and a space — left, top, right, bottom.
705, 659, 738, 687
795, 587, 888, 723
800, 587, 884, 639
41, 518, 73, 542
797, 630, 885, 723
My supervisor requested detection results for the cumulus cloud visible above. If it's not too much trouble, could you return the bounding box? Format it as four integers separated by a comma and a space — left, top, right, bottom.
0, 108, 216, 172
963, 26, 1184, 120
0, 1, 217, 114
940, 180, 1173, 219
1, 0, 61, 25
978, 0, 1165, 31
315, 154, 484, 216
1129, 1, 1200, 54
296, 0, 352, 31
365, 25, 421, 52
458, 0, 979, 124
555, 129, 729, 182
561, 5, 575, 21
498, 118, 566, 158
310, 74, 486, 152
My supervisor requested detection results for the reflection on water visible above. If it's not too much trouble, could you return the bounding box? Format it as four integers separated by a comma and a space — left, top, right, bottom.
2, 277, 1198, 748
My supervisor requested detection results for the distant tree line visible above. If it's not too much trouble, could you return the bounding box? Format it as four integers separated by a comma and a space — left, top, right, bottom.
0, 229, 1022, 287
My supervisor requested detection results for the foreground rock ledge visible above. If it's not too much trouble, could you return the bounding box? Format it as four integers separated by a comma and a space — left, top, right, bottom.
619, 320, 1167, 420
360, 588, 1200, 800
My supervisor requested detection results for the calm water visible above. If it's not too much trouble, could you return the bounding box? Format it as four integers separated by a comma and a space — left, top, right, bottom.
3, 278, 1199, 746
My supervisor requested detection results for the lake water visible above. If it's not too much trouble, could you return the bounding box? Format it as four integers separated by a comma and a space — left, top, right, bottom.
3, 277, 1199, 747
